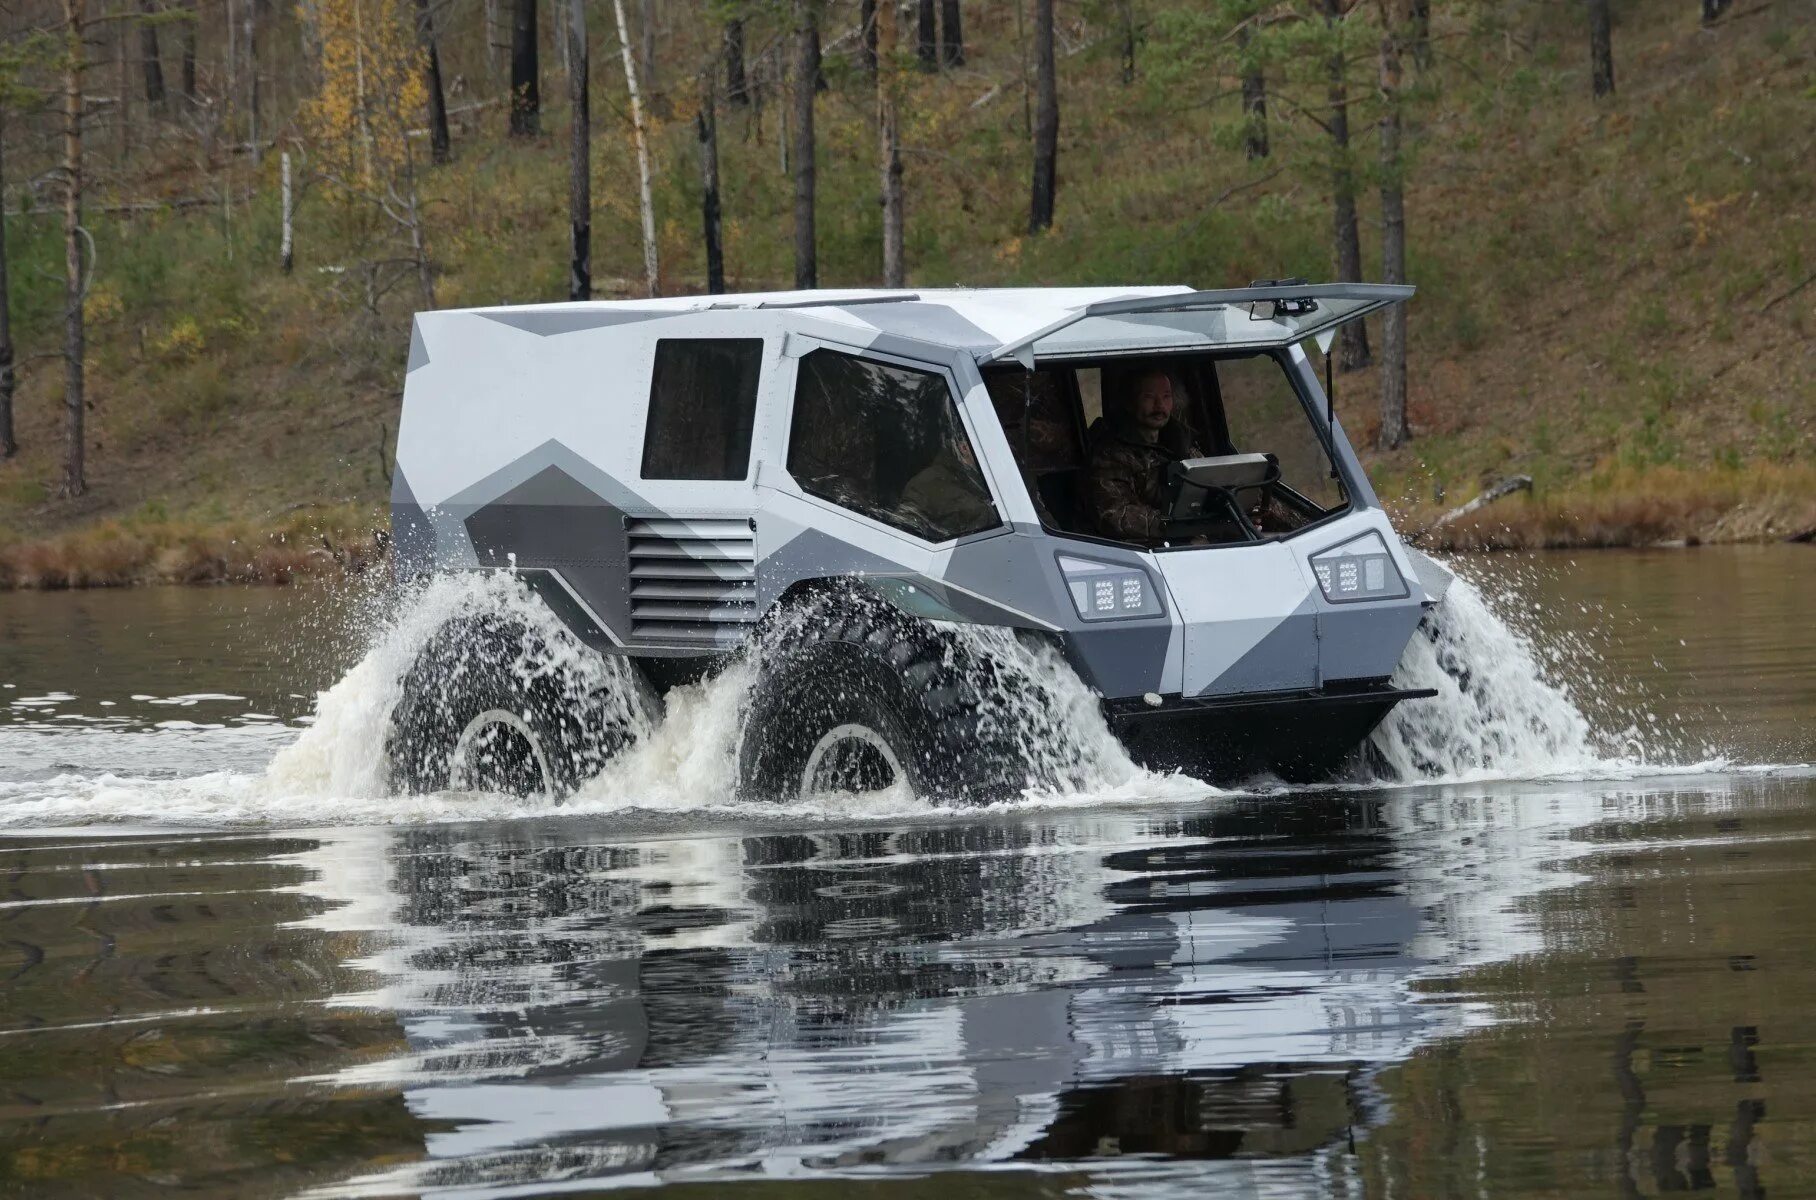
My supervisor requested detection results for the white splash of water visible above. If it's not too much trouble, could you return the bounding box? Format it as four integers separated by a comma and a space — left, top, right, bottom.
267, 572, 545, 798
0, 560, 1748, 830
1366, 565, 1696, 783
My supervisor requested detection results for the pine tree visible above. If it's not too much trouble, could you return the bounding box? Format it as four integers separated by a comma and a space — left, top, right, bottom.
0, 105, 13, 460
1029, 0, 1058, 233
414, 0, 451, 164
60, 0, 87, 496
509, 0, 539, 136
1587, 0, 1614, 97
566, 0, 588, 298
878, 0, 904, 284
138, 0, 165, 109
1377, 0, 1411, 450
793, 0, 819, 287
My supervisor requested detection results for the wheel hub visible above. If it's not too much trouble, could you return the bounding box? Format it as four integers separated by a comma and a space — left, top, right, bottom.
802, 723, 904, 796
452, 709, 553, 798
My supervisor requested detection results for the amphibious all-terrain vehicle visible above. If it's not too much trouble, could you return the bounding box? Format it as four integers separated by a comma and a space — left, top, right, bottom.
386, 283, 1453, 802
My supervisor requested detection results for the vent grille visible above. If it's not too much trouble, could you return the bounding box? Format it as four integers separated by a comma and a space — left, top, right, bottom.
626, 518, 756, 646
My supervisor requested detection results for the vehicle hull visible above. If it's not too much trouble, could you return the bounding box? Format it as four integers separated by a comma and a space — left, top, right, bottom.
1103, 683, 1436, 783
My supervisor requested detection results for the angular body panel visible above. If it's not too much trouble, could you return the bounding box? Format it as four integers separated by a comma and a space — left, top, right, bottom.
392, 285, 1436, 781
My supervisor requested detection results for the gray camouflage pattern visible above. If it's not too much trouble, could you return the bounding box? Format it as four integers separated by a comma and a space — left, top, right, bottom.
393, 287, 1434, 701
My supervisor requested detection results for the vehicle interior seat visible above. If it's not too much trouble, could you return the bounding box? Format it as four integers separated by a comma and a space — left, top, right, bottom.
1036, 468, 1082, 532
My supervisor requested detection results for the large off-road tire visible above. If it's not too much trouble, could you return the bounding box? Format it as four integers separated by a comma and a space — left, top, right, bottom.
737, 592, 1039, 805
386, 614, 653, 799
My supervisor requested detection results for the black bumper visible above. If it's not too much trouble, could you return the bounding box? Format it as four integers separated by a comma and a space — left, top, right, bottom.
1102, 682, 1438, 783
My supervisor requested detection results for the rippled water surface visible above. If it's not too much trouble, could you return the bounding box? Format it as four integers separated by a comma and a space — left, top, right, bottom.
1, 547, 1812, 1197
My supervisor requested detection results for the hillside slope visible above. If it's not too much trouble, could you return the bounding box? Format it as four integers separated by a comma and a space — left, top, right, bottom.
0, 0, 1808, 569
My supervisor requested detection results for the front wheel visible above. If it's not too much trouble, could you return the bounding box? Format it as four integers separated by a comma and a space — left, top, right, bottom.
386, 614, 654, 799
736, 593, 1040, 805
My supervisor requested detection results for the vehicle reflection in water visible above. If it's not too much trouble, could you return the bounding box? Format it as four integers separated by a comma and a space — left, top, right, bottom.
284, 781, 1723, 1197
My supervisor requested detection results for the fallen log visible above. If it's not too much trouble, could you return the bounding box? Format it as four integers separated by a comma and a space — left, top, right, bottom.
1410, 474, 1533, 543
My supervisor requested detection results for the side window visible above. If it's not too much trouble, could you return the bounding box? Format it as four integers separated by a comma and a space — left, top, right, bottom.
1216, 353, 1347, 513
641, 338, 765, 480
787, 349, 999, 542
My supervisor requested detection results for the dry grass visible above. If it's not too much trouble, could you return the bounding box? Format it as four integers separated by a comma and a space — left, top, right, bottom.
1398, 465, 1816, 552
0, 506, 387, 590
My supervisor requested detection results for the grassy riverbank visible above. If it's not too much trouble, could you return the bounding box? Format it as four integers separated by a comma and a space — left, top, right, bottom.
1396, 463, 1816, 552
1, 465, 1809, 590
0, 505, 384, 589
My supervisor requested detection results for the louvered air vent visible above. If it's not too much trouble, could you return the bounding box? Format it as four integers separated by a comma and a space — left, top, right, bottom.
626, 518, 757, 647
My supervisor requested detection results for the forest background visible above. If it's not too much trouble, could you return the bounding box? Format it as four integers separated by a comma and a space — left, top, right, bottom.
0, 0, 1808, 586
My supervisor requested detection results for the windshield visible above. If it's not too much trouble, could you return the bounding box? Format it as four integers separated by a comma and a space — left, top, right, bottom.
982, 352, 1347, 549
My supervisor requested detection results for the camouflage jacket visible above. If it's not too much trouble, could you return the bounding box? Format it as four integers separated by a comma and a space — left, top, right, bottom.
1083, 424, 1199, 544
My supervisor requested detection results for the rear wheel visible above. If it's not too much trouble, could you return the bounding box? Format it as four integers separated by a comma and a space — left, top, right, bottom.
387, 614, 653, 799
737, 591, 1038, 805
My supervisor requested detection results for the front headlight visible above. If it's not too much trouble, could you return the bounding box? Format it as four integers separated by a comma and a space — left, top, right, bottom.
1309, 531, 1409, 603
1057, 555, 1163, 621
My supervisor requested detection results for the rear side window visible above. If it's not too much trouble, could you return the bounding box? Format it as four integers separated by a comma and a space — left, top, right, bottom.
787, 349, 998, 543
641, 338, 764, 480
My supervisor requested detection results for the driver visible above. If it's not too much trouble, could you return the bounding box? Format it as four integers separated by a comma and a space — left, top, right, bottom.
1084, 367, 1200, 544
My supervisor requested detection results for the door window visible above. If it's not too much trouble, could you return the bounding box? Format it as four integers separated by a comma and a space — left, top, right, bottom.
787, 349, 998, 542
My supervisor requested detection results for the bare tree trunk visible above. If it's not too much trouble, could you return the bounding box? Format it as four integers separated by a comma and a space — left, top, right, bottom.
940, 0, 963, 66
0, 108, 14, 460
697, 83, 724, 294
1028, 0, 1057, 234
859, 0, 877, 74
1238, 27, 1268, 160
415, 0, 451, 164
509, 0, 540, 137
138, 0, 166, 108
1377, 3, 1410, 452
244, 0, 258, 160
553, 0, 568, 84
637, 0, 660, 114
1321, 0, 1369, 370
613, 0, 659, 295
179, 0, 196, 103
484, 0, 502, 84
116, 18, 130, 163
792, 0, 818, 289
878, 0, 904, 286
280, 149, 294, 272
1409, 0, 1431, 71
568, 0, 589, 299
62, 0, 86, 497
226, 0, 236, 116
1587, 0, 1614, 97
402, 148, 435, 308
1016, 0, 1030, 134
724, 17, 747, 104
916, 0, 937, 70
1118, 0, 1136, 85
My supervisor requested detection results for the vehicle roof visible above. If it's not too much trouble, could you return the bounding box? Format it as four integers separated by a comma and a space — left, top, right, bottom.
441, 287, 1196, 356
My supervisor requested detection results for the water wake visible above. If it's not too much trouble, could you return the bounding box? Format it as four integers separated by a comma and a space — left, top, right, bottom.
0, 560, 1749, 829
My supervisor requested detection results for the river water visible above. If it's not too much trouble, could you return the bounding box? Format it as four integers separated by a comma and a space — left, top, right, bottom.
1, 546, 1812, 1197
